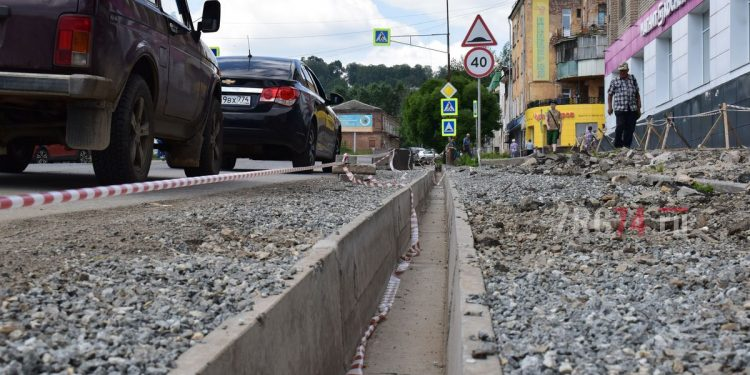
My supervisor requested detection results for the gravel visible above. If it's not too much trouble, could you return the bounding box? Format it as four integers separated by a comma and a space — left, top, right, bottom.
451, 160, 750, 374
0, 171, 423, 374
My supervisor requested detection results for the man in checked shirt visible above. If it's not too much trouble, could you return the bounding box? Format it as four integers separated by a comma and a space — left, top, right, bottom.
607, 62, 642, 148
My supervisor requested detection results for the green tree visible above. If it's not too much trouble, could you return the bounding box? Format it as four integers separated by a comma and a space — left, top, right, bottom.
401, 72, 500, 150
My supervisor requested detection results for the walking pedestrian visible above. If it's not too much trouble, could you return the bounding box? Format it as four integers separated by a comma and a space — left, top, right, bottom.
546, 101, 562, 153
462, 133, 472, 157
525, 139, 534, 156
607, 62, 641, 148
582, 126, 594, 153
510, 139, 519, 158
445, 137, 457, 165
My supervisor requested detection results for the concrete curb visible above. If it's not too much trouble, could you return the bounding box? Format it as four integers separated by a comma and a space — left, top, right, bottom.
444, 176, 502, 375
481, 157, 529, 167
607, 170, 749, 193
170, 171, 435, 375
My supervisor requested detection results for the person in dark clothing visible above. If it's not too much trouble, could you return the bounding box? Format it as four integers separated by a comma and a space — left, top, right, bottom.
462, 133, 472, 157
607, 62, 641, 148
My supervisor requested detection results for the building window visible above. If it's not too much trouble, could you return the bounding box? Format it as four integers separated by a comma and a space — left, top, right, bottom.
562, 88, 572, 98
702, 11, 710, 84
620, 0, 626, 19
598, 4, 607, 26
562, 9, 572, 37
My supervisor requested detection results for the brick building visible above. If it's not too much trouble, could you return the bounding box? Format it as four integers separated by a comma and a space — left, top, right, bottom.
505, 0, 608, 148
332, 100, 400, 153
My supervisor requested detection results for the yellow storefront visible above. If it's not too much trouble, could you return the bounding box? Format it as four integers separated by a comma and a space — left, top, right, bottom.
523, 104, 605, 148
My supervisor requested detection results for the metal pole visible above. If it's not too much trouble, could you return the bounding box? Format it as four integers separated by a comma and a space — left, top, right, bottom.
446, 0, 451, 82
477, 78, 482, 167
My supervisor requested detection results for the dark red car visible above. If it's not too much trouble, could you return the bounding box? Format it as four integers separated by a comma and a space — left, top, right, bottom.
0, 0, 224, 183
33, 144, 90, 163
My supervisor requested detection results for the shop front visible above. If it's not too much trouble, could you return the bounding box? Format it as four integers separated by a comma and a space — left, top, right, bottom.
524, 103, 605, 148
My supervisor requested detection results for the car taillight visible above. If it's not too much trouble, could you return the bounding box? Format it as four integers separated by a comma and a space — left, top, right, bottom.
54, 15, 92, 67
260, 86, 299, 106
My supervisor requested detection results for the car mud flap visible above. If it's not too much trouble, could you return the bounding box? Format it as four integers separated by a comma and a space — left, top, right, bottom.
165, 132, 203, 168
66, 100, 111, 150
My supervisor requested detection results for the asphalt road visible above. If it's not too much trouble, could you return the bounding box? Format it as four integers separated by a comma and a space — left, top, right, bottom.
0, 160, 326, 222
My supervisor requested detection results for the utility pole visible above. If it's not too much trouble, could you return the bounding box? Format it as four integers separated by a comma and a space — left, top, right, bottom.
446, 0, 451, 82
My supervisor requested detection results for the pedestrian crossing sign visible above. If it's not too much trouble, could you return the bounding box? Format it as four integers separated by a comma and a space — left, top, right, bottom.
442, 119, 457, 137
209, 46, 220, 56
373, 28, 391, 46
441, 98, 458, 116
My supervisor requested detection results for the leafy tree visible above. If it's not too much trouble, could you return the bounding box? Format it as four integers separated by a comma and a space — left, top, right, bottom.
400, 72, 500, 150
497, 41, 511, 68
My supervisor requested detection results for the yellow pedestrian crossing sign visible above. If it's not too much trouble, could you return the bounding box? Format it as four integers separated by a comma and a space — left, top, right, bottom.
373, 28, 391, 46
441, 98, 458, 116
442, 119, 457, 137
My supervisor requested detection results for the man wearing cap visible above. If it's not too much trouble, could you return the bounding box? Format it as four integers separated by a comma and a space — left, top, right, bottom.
607, 62, 641, 148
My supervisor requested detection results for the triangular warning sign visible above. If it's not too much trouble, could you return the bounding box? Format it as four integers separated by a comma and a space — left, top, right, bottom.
443, 101, 455, 113
462, 15, 497, 47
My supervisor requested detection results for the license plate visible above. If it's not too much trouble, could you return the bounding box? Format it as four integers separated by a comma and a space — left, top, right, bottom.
222, 95, 252, 106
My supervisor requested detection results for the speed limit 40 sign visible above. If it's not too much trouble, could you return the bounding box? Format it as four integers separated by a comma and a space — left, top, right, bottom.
463, 47, 495, 78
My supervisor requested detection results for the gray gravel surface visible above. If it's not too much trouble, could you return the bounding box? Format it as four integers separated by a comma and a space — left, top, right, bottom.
0, 171, 422, 374
451, 163, 750, 374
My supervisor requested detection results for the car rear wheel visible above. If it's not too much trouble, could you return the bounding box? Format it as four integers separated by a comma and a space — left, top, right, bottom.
92, 75, 154, 184
221, 156, 237, 171
292, 123, 317, 173
35, 147, 49, 164
185, 98, 223, 178
0, 142, 34, 173
322, 132, 340, 173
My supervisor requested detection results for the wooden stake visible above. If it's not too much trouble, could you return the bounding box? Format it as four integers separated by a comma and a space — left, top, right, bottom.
722, 103, 731, 149
643, 118, 653, 152
698, 114, 723, 148
661, 119, 671, 150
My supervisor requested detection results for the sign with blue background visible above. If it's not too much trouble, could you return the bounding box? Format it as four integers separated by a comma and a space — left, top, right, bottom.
441, 98, 458, 116
340, 114, 373, 133
442, 119, 457, 137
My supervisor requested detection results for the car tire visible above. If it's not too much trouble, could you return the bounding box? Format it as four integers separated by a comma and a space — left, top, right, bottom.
92, 75, 154, 184
185, 98, 223, 178
292, 122, 317, 173
0, 142, 34, 173
221, 156, 237, 171
78, 150, 90, 163
322, 132, 340, 173
35, 147, 49, 164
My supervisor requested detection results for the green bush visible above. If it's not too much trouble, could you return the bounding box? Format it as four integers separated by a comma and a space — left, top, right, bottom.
480, 152, 509, 160
456, 153, 478, 167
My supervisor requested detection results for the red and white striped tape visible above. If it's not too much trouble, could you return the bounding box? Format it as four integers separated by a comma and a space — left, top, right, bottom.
0, 161, 341, 211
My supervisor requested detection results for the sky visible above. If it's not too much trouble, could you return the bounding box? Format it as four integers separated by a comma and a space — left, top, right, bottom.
186, 0, 515, 70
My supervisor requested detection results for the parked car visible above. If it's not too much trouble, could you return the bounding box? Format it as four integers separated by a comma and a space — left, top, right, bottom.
408, 147, 425, 161
34, 145, 90, 163
417, 148, 437, 162
217, 56, 344, 172
0, 0, 223, 183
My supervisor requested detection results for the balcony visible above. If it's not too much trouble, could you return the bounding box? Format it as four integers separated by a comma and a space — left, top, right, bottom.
555, 34, 607, 80
557, 61, 578, 80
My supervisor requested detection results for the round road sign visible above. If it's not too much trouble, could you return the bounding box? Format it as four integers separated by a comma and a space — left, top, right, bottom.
463, 47, 495, 78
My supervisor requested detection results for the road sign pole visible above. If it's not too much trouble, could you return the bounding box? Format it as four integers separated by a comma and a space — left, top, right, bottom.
477, 79, 482, 166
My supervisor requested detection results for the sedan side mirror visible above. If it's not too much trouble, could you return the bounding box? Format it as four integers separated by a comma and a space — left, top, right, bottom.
327, 93, 345, 106
198, 0, 221, 33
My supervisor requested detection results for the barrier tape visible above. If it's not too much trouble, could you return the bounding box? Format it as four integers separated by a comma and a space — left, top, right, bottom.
0, 161, 341, 211
342, 163, 447, 374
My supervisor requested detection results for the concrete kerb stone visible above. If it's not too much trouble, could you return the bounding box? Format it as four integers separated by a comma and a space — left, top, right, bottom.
481, 157, 530, 168
444, 176, 502, 375
606, 170, 749, 194
170, 170, 434, 375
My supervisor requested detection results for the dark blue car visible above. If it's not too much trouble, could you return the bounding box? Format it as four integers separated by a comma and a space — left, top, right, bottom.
217, 56, 344, 171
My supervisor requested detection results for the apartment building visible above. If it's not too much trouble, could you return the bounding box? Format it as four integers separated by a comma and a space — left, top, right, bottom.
605, 0, 750, 147
505, 0, 608, 148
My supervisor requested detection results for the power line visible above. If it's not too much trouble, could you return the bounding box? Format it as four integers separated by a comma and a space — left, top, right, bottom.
219, 0, 508, 25
209, 1, 511, 41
